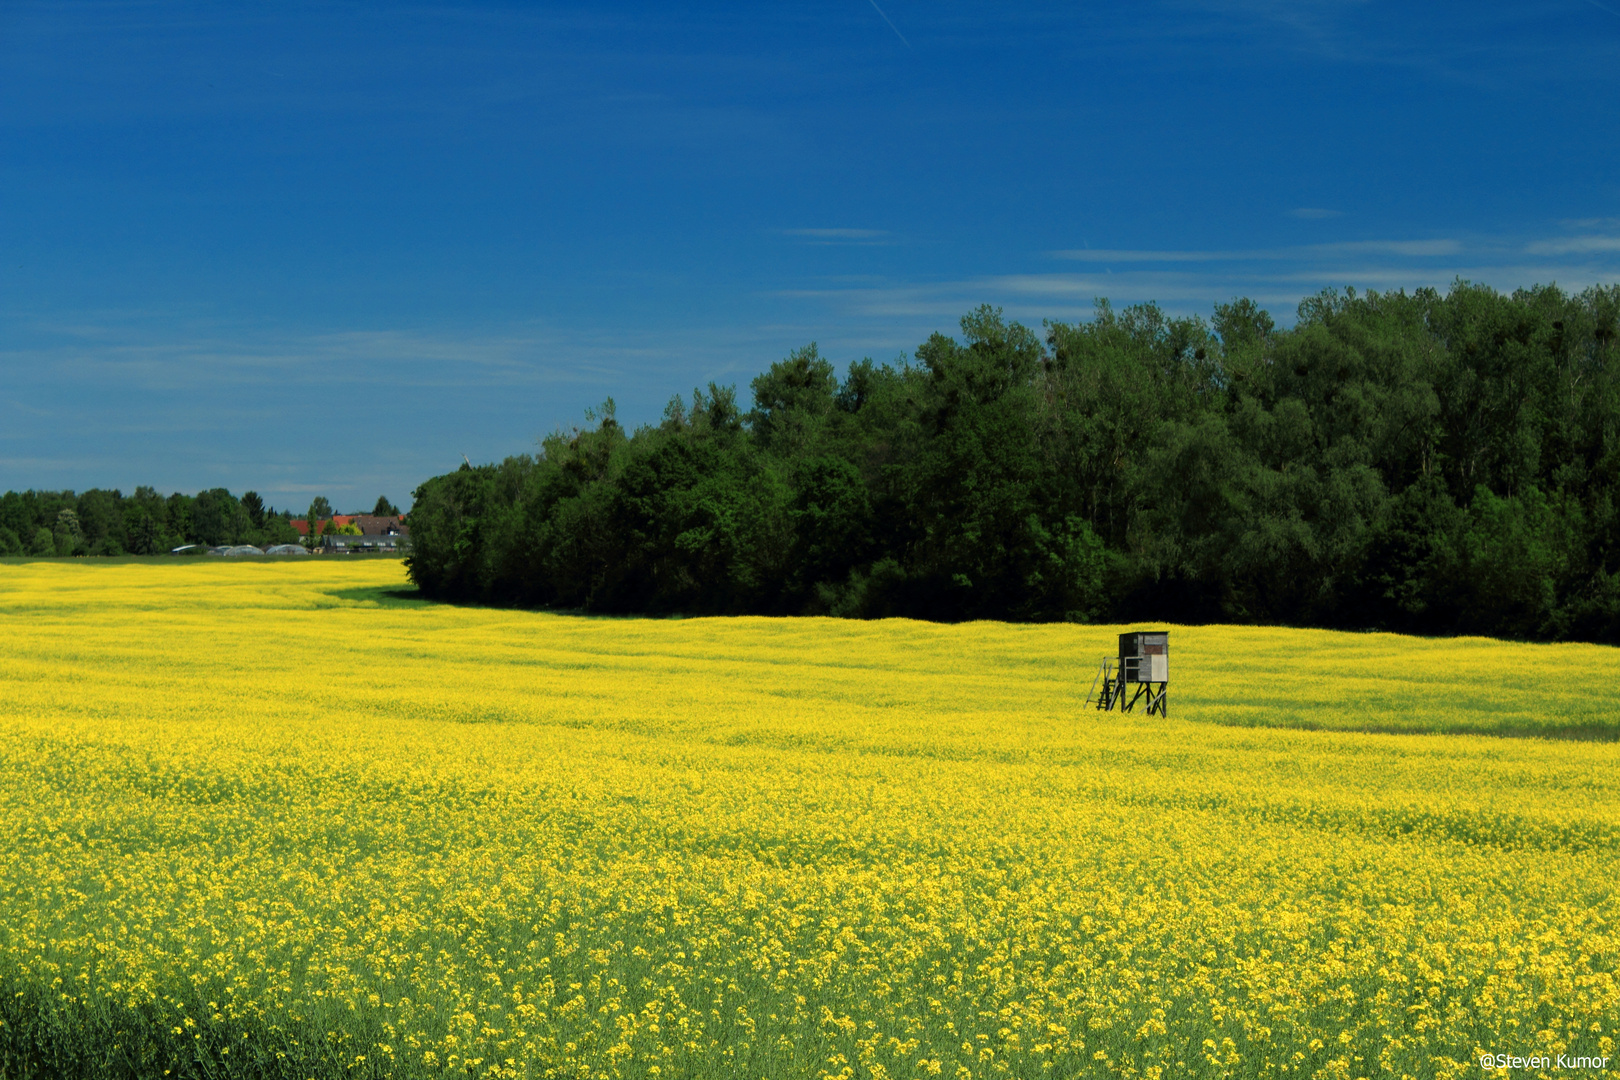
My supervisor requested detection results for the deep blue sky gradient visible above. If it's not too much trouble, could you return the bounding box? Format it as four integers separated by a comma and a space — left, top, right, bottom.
3, 0, 1619, 510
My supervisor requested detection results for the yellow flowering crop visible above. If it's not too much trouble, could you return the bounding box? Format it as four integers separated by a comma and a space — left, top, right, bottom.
0, 560, 1616, 1079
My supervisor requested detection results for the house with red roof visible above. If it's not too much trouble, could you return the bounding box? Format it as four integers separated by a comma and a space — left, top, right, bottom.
289, 514, 409, 551
290, 515, 358, 537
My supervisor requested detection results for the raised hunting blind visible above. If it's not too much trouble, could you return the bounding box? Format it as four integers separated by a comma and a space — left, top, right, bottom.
1086, 631, 1169, 716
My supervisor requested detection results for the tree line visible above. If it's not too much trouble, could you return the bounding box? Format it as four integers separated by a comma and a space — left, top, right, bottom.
349, 281, 1620, 641
0, 489, 399, 556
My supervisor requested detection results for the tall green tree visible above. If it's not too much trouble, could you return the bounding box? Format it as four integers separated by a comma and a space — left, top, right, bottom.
241, 491, 267, 529
53, 509, 84, 556
305, 498, 330, 549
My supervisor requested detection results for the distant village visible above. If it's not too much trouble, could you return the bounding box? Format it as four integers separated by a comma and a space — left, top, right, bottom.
190, 514, 411, 557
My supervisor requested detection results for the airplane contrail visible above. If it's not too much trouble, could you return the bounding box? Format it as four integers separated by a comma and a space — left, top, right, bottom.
867, 0, 912, 48
1584, 0, 1620, 18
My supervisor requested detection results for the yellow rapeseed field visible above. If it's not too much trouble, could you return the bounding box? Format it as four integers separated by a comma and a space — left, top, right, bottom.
0, 559, 1616, 1080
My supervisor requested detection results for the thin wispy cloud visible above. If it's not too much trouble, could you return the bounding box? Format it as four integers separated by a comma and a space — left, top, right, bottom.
0, 321, 761, 395
775, 225, 1620, 331
866, 0, 912, 49
780, 227, 894, 246
782, 227, 888, 238
1050, 239, 1463, 263
1329, 240, 1462, 256
777, 262, 1620, 327
1049, 248, 1239, 264
0, 310, 817, 503
1288, 207, 1344, 219
1525, 236, 1620, 255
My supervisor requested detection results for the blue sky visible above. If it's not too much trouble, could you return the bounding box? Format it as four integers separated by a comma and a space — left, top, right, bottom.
3, 0, 1619, 512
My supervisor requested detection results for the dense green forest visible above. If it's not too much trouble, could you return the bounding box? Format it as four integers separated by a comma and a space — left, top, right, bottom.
0, 488, 304, 555
427, 282, 1612, 640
